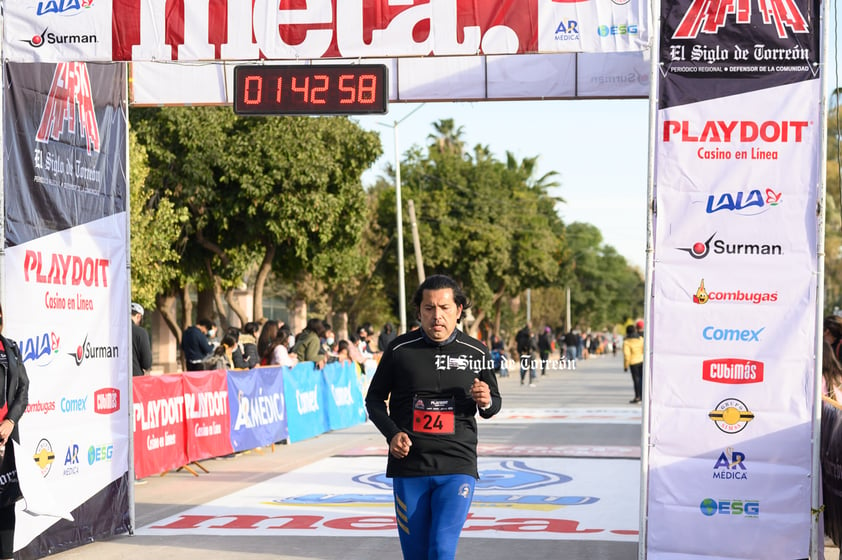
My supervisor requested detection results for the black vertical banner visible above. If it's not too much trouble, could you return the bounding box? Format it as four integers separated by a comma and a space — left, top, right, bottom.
4, 62, 126, 246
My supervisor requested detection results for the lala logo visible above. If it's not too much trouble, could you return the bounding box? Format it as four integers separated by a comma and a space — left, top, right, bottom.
706, 189, 782, 215
37, 0, 94, 16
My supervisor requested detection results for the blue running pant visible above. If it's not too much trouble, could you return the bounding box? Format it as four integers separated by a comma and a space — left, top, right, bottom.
392, 474, 476, 560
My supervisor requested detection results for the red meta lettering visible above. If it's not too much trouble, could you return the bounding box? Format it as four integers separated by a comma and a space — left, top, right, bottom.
673, 0, 808, 39
35, 62, 100, 154
112, 1, 541, 61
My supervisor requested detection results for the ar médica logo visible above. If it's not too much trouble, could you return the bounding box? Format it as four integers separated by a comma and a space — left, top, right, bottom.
35, 62, 100, 155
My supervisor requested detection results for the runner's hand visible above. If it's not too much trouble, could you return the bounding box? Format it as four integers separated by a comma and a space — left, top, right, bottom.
390, 432, 412, 459
471, 378, 491, 409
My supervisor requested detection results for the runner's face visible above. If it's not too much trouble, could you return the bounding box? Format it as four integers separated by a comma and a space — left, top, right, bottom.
419, 288, 462, 342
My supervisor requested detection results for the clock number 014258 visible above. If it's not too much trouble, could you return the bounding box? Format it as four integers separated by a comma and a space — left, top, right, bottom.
242, 73, 380, 106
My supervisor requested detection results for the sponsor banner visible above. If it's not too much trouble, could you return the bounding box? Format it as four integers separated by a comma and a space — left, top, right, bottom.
182, 370, 234, 463
132, 375, 189, 480
3, 62, 130, 555
284, 362, 329, 444
657, 0, 819, 107
138, 456, 639, 540
655, 82, 821, 196
130, 52, 650, 106
646, 0, 821, 554
4, 0, 649, 63
227, 367, 288, 452
4, 62, 127, 246
324, 362, 367, 431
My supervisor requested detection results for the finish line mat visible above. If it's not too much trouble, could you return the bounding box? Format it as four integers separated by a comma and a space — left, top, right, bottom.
138, 456, 639, 541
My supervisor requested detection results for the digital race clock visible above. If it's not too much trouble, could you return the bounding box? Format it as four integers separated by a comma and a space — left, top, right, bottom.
233, 64, 389, 116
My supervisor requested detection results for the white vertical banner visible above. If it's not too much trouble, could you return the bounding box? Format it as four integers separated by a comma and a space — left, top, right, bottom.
644, 0, 823, 555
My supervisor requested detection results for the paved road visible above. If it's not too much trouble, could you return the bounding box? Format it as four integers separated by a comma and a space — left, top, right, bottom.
44, 353, 838, 559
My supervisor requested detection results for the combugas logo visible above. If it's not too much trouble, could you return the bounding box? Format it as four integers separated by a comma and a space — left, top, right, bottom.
692, 279, 778, 305
708, 398, 754, 434
706, 189, 782, 215
713, 448, 748, 480
678, 233, 782, 259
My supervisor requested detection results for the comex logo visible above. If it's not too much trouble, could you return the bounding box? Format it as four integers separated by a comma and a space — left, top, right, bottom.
700, 498, 759, 517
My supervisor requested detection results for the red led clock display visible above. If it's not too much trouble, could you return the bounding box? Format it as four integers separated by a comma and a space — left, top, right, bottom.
233, 64, 389, 115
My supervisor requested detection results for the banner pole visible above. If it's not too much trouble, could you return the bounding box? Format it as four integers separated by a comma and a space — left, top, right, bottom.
813, 0, 830, 554
124, 61, 137, 536
639, 0, 660, 554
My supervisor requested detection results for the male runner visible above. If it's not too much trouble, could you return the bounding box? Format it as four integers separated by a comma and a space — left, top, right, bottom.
365, 274, 502, 560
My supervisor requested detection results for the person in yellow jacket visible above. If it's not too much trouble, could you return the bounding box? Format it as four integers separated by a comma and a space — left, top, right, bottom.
623, 324, 644, 404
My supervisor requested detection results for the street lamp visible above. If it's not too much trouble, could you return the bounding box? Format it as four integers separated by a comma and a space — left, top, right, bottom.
379, 104, 425, 334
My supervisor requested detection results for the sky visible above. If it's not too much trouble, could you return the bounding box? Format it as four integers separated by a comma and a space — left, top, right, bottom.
352, 99, 651, 271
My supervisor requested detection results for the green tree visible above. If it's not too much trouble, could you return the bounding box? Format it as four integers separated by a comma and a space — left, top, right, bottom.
826, 90, 842, 314
131, 107, 382, 334
128, 128, 189, 311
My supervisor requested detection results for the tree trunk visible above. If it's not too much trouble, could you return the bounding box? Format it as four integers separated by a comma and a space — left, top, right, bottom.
197, 289, 216, 325
332, 311, 349, 342
225, 287, 248, 326
181, 284, 193, 330
253, 244, 276, 322
210, 276, 229, 332
157, 291, 185, 371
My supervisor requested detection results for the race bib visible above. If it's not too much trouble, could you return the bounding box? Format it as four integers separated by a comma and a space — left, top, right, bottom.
412, 396, 455, 435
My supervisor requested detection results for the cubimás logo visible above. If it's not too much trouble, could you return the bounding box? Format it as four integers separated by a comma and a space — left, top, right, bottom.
700, 498, 759, 517
692, 279, 778, 305
33, 438, 55, 477
68, 335, 119, 366
702, 358, 764, 384
713, 448, 748, 480
708, 398, 754, 434
706, 189, 782, 215
94, 387, 120, 414
678, 233, 782, 259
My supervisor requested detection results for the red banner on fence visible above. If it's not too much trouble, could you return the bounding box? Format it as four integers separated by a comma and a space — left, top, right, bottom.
182, 370, 234, 462
132, 375, 189, 479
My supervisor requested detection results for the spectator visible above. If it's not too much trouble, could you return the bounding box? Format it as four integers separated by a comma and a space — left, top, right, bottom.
131, 302, 152, 377
537, 326, 553, 376
239, 322, 260, 368
293, 318, 327, 367
257, 320, 280, 365
203, 335, 237, 371
515, 323, 538, 387
378, 322, 397, 352
267, 328, 298, 368
564, 329, 578, 362
227, 327, 249, 369
623, 324, 644, 404
182, 318, 216, 371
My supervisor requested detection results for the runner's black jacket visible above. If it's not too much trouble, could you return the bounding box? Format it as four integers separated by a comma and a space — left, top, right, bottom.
365, 328, 502, 479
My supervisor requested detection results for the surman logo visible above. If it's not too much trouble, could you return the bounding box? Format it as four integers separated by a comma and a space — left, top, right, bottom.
673, 0, 809, 40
